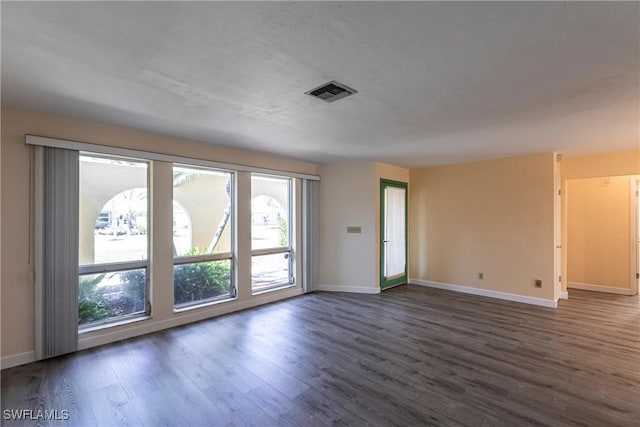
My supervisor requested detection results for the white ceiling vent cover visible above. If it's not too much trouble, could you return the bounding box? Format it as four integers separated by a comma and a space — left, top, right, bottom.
305, 81, 357, 102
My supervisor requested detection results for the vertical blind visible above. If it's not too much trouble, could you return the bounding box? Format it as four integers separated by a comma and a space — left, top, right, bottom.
302, 179, 319, 293
35, 146, 79, 359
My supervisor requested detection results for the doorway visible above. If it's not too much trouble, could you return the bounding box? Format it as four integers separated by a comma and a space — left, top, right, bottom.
380, 179, 407, 290
566, 175, 639, 295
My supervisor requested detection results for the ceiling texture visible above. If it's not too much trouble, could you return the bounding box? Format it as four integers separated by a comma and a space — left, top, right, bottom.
2, 1, 638, 167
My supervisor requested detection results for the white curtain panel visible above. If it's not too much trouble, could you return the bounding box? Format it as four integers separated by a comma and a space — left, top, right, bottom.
385, 187, 406, 278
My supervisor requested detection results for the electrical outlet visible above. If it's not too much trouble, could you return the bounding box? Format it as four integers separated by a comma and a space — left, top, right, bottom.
534, 279, 542, 287
478, 272, 483, 280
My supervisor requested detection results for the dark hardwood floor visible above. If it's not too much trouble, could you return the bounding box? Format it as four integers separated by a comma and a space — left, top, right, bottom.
2, 285, 639, 426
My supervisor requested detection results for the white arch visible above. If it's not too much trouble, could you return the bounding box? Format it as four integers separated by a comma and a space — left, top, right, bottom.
172, 199, 193, 256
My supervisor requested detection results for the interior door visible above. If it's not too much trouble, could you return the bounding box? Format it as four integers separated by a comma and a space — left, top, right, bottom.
380, 179, 408, 290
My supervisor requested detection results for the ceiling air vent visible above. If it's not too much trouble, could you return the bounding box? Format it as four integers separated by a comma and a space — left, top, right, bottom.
305, 81, 357, 103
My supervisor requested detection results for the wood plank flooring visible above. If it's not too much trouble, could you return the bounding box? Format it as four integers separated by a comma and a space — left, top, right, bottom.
2, 286, 639, 426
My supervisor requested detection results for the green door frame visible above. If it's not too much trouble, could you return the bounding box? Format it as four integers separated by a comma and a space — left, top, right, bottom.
380, 179, 408, 290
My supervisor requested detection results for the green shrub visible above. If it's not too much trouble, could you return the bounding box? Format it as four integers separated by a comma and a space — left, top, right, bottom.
78, 274, 111, 325
174, 247, 231, 306
78, 270, 146, 325
78, 247, 232, 324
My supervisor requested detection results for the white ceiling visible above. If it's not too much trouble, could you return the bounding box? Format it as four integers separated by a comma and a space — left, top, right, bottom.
2, 1, 638, 167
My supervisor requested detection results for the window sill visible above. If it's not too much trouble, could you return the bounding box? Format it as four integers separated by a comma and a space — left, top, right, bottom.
79, 314, 151, 334
251, 282, 297, 296
173, 295, 237, 313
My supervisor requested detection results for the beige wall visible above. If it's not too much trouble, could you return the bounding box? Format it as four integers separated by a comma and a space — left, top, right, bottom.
1, 108, 317, 364
318, 161, 378, 291
409, 153, 556, 301
317, 161, 409, 292
567, 176, 632, 288
560, 150, 640, 294
562, 150, 640, 180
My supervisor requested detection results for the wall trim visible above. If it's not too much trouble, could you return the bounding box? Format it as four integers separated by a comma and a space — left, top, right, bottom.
560, 291, 569, 299
1, 351, 36, 370
567, 282, 633, 295
410, 278, 558, 308
317, 284, 381, 294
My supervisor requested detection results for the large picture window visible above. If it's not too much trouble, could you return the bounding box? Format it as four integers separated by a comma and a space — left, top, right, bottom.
251, 174, 294, 293
78, 154, 149, 328
29, 136, 317, 353
173, 165, 234, 308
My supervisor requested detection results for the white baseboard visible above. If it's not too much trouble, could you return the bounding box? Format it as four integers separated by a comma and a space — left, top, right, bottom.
1, 351, 36, 370
317, 284, 380, 294
567, 282, 633, 295
560, 291, 569, 299
409, 278, 558, 308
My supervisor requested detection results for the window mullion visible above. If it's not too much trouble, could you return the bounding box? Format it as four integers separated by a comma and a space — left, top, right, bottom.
79, 260, 148, 275
173, 252, 232, 265
250, 247, 290, 257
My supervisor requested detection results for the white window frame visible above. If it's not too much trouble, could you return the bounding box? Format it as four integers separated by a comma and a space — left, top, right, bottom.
78, 152, 151, 330
251, 174, 295, 294
172, 164, 236, 310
